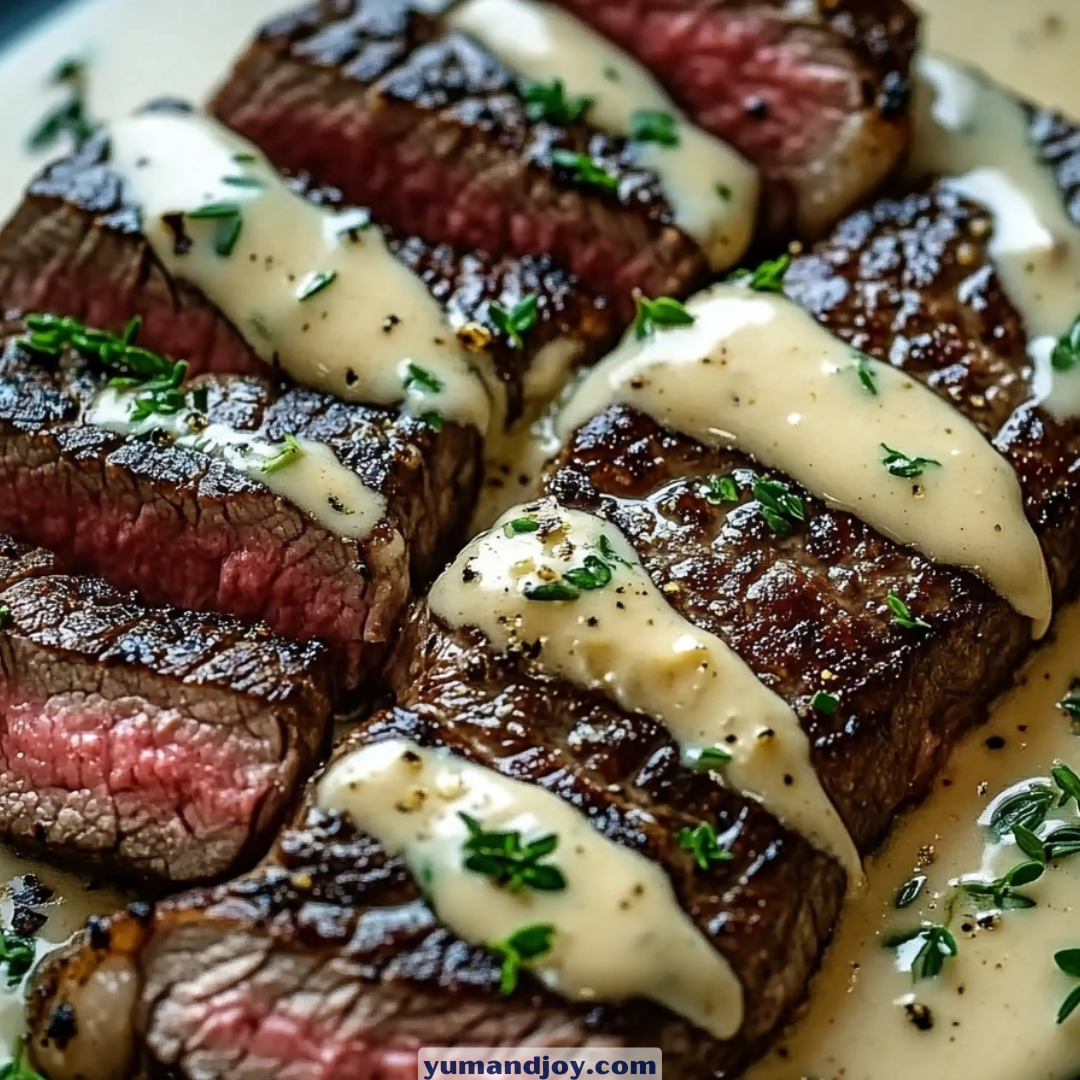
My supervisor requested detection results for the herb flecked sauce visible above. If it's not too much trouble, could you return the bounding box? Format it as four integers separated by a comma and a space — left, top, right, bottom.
0, 0, 1078, 1076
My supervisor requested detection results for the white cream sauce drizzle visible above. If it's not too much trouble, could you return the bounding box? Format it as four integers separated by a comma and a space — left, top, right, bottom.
428, 499, 861, 878
558, 285, 1053, 634
87, 386, 386, 539
317, 737, 743, 1038
106, 111, 493, 429
749, 601, 1080, 1080
910, 56, 1080, 419
443, 0, 758, 271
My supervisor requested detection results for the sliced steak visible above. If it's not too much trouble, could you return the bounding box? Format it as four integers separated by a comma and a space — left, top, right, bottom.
549, 0, 919, 238
0, 330, 479, 691
0, 132, 618, 425
208, 0, 713, 310
0, 533, 333, 884
27, 660, 843, 1080
28, 188, 1080, 1080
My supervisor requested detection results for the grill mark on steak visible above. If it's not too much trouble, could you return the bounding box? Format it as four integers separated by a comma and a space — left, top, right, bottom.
208, 0, 713, 313
0, 131, 619, 426
547, 0, 919, 239
0, 331, 480, 691
0, 534, 333, 884
27, 173, 1080, 1080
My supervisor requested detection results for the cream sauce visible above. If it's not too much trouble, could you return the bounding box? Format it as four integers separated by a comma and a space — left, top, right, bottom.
910, 57, 1080, 418
428, 499, 861, 877
87, 386, 386, 540
317, 737, 743, 1038
444, 0, 758, 271
107, 111, 493, 428
749, 601, 1080, 1080
558, 285, 1053, 634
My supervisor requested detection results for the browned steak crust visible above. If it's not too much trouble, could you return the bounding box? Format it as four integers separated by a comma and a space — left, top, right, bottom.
0, 533, 334, 884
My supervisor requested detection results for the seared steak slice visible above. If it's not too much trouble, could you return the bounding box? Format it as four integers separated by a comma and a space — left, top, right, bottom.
208, 0, 713, 310
29, 181, 1080, 1080
27, 658, 843, 1080
0, 132, 618, 425
0, 332, 480, 690
548, 0, 919, 238
0, 534, 333, 884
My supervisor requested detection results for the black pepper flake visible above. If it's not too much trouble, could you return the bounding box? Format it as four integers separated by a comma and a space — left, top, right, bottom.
383, 314, 402, 333
11, 904, 47, 937
879, 71, 912, 120
586, 616, 599, 627
127, 900, 154, 924
904, 1002, 934, 1031
345, 368, 359, 387
45, 1002, 78, 1048
462, 563, 478, 584
985, 735, 1006, 750
745, 96, 769, 119
162, 212, 193, 257
86, 916, 111, 951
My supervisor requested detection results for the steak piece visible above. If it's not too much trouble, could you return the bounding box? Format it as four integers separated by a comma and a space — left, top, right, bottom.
208, 0, 714, 311
28, 188, 1080, 1080
549, 0, 919, 238
0, 131, 617, 427
27, 656, 843, 1080
0, 330, 480, 691
0, 534, 333, 884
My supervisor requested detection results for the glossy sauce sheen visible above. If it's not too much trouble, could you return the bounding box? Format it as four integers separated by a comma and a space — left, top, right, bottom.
0, 0, 1077, 1076
317, 738, 743, 1038
428, 499, 861, 878
910, 57, 1080, 418
559, 286, 1053, 633
444, 0, 759, 270
88, 387, 386, 539
108, 112, 493, 428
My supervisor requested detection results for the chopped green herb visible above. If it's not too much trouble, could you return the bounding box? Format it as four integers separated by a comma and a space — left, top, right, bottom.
459, 813, 566, 893
27, 56, 99, 153
632, 294, 695, 340
523, 79, 592, 125
1051, 314, 1080, 373
551, 149, 619, 192
489, 924, 555, 995
988, 782, 1056, 840
0, 1036, 47, 1080
1013, 822, 1048, 864
221, 174, 264, 189
854, 352, 878, 395
630, 108, 679, 147
884, 923, 958, 981
1045, 825, 1080, 861
232, 152, 257, 164
752, 476, 805, 536
297, 270, 338, 303
126, 361, 189, 423
419, 411, 443, 432
678, 821, 732, 871
186, 201, 244, 257
1056, 949, 1080, 1023
715, 183, 732, 202
810, 690, 839, 716
691, 746, 734, 770
702, 474, 739, 505
1053, 761, 1080, 811
886, 592, 931, 631
523, 582, 581, 603
1059, 679, 1080, 721
959, 860, 1043, 911
894, 874, 926, 909
191, 385, 210, 415
489, 294, 539, 349
729, 253, 791, 293
595, 534, 631, 568
504, 517, 540, 538
0, 605, 9, 631
603, 66, 620, 82
403, 363, 445, 396
0, 931, 34, 989
563, 554, 613, 591
880, 443, 942, 480
260, 433, 303, 475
